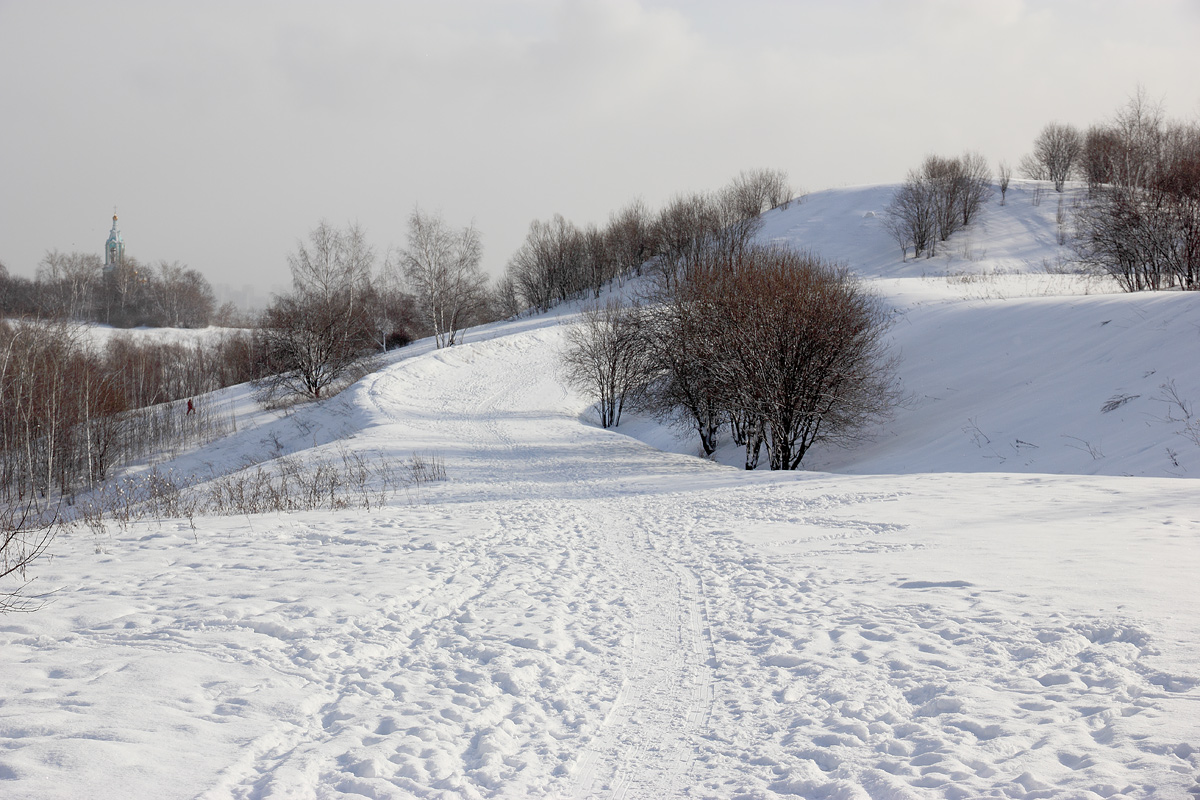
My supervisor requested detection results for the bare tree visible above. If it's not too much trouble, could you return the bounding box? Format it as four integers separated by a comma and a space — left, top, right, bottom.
921, 155, 971, 242
652, 192, 722, 288
1081, 124, 1121, 194
998, 160, 1012, 204
636, 255, 729, 456
254, 290, 380, 401
1109, 86, 1166, 189
490, 273, 523, 320
287, 220, 374, 304
580, 223, 609, 299
885, 154, 989, 258
37, 250, 102, 320
958, 151, 993, 227
560, 297, 647, 429
884, 171, 937, 259
397, 208, 488, 348
714, 185, 766, 260
255, 221, 383, 401
1072, 92, 1200, 292
604, 199, 655, 282
1, 502, 55, 614
1026, 122, 1084, 191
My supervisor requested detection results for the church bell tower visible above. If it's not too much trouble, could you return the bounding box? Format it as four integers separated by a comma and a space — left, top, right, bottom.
103, 212, 124, 274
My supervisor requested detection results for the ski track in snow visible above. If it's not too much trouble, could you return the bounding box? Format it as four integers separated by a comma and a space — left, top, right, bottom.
4, 187, 1200, 798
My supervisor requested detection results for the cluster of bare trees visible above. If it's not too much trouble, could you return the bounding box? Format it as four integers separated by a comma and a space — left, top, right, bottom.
1, 252, 217, 328
1071, 92, 1200, 291
506, 169, 794, 313
0, 321, 261, 509
562, 245, 897, 470
256, 215, 496, 402
884, 153, 991, 259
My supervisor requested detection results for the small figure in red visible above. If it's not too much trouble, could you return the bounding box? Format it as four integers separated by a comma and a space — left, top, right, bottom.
186, 398, 194, 415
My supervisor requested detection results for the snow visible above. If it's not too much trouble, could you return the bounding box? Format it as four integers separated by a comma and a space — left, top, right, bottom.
2, 183, 1198, 798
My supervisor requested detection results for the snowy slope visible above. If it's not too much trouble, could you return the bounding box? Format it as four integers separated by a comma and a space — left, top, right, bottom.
2, 183, 1199, 800
638, 182, 1200, 479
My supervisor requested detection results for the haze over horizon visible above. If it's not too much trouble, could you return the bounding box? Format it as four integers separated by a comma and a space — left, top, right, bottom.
2, 0, 1198, 303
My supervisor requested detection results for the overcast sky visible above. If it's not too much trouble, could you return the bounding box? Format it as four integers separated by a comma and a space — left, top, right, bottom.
2, 0, 1198, 303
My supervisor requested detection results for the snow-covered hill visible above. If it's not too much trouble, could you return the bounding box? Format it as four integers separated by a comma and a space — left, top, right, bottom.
640, 182, 1200, 479
2, 183, 1199, 799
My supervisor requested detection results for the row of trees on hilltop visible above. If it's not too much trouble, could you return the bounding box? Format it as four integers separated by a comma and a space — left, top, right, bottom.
0, 254, 218, 328
255, 171, 795, 405
502, 169, 794, 314
879, 90, 1198, 293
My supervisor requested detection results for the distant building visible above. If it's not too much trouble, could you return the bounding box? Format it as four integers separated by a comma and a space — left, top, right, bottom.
103, 213, 124, 274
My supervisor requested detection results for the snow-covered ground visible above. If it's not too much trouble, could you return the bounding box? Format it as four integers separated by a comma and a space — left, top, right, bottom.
3, 183, 1199, 799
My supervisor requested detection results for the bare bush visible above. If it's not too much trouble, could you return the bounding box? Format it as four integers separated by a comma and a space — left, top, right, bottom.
1, 503, 56, 613
724, 168, 794, 216
709, 247, 897, 470
560, 298, 648, 429
75, 448, 436, 526
639, 245, 897, 470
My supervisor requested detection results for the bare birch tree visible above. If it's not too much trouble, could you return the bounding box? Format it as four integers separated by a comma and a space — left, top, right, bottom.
397, 207, 488, 349
287, 220, 374, 303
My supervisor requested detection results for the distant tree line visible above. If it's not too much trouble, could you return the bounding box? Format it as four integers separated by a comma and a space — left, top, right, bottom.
0, 253, 222, 328
879, 89, 1199, 293
256, 172, 794, 404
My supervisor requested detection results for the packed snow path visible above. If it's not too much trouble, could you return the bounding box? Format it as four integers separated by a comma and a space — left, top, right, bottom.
3, 322, 1199, 799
